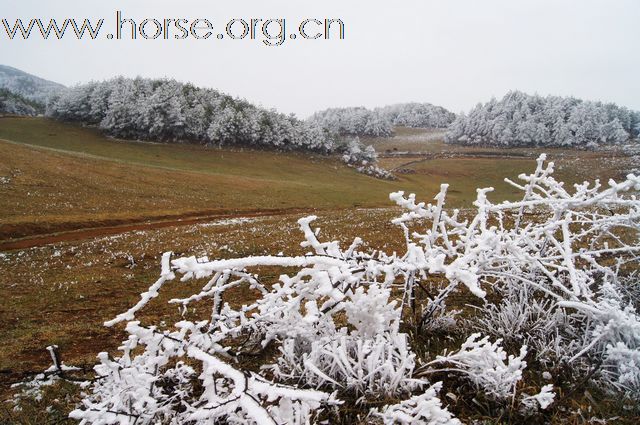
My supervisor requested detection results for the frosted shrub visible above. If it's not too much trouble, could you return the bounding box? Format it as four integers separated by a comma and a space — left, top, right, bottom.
270, 281, 421, 400
372, 382, 461, 425
67, 154, 640, 422
421, 334, 528, 401
419, 298, 460, 335
618, 272, 640, 309
471, 288, 560, 349
469, 287, 590, 376
71, 321, 335, 424
601, 342, 640, 401
340, 137, 394, 179
520, 384, 555, 412
273, 330, 420, 401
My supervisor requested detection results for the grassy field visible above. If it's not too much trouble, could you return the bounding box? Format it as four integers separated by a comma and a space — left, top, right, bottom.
368, 127, 639, 204
364, 126, 635, 158
1, 118, 639, 423
1, 118, 636, 241
0, 117, 403, 239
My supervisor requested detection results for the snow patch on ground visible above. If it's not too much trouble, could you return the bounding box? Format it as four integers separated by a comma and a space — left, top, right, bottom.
198, 217, 260, 228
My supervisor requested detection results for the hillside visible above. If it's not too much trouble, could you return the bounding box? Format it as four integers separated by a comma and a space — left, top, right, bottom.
0, 117, 401, 240
0, 64, 65, 105
1, 117, 636, 242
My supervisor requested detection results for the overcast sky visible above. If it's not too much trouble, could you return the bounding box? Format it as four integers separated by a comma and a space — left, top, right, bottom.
2, 0, 638, 117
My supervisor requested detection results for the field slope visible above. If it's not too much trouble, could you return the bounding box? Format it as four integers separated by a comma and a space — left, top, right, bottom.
1, 117, 636, 242
0, 117, 404, 240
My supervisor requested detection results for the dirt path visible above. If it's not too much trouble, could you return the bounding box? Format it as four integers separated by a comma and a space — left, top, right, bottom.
0, 207, 317, 251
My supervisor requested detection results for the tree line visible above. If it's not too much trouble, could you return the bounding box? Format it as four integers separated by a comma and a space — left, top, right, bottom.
307, 103, 456, 137
46, 77, 338, 153
4, 66, 640, 150
446, 91, 640, 148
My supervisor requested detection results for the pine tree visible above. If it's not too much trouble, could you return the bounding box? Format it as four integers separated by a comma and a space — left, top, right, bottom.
445, 91, 636, 148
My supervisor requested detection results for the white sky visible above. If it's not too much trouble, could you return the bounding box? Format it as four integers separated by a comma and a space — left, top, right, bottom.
2, 0, 638, 117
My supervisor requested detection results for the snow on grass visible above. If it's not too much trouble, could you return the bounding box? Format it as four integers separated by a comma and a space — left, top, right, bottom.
197, 217, 261, 228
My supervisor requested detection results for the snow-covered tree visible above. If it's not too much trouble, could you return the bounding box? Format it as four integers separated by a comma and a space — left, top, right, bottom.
377, 102, 456, 128
446, 91, 639, 148
47, 77, 337, 153
308, 103, 456, 138
307, 106, 394, 137
0, 88, 41, 116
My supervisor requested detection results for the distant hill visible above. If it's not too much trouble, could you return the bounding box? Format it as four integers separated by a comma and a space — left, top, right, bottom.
0, 64, 65, 105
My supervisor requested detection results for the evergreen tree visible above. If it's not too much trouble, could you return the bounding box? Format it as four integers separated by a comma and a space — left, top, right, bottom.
445, 91, 637, 148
